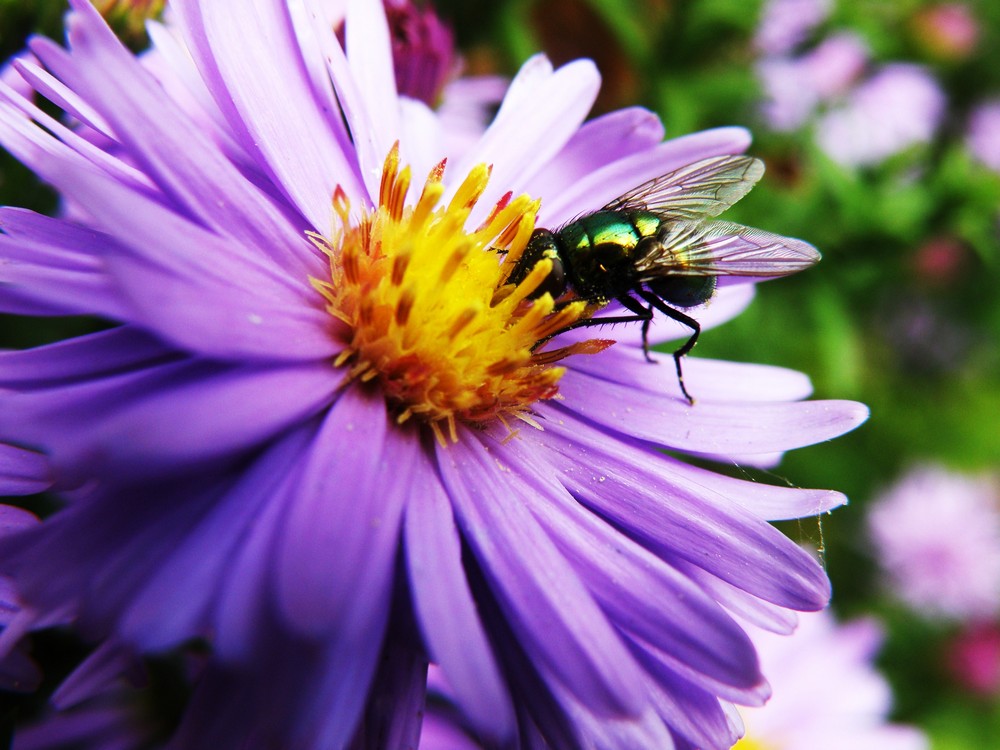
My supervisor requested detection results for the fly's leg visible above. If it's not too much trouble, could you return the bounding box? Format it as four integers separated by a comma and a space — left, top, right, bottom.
614, 294, 658, 362
638, 289, 700, 404
531, 296, 651, 351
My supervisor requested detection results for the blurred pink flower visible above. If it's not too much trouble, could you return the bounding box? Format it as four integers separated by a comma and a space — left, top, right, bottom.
736, 610, 928, 750
947, 622, 1000, 696
867, 465, 1000, 622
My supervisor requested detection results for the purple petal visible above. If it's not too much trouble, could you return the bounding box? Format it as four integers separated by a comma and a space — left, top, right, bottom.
419, 712, 484, 750
357, 639, 427, 750
274, 386, 404, 637
555, 368, 868, 454
345, 0, 399, 173
537, 409, 834, 611
142, 21, 253, 166
452, 56, 602, 221
49, 641, 134, 709
0, 210, 130, 319
569, 346, 814, 404
0, 72, 154, 196
119, 425, 319, 650
633, 651, 744, 750
496, 435, 764, 692
438, 431, 647, 717
0, 90, 336, 361
677, 558, 800, 634
404, 451, 516, 740
50, 5, 320, 271
540, 126, 752, 225
527, 106, 665, 201
12, 56, 112, 136
630, 632, 769, 708
299, 609, 395, 749
653, 457, 846, 522
307, 0, 383, 206
213, 449, 301, 660
0, 325, 170, 385
0, 333, 336, 481
546, 679, 677, 750
21, 154, 335, 361
0, 445, 51, 496
191, 0, 365, 230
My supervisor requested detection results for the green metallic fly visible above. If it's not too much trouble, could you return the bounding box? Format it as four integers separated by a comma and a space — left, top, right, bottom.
505, 155, 820, 403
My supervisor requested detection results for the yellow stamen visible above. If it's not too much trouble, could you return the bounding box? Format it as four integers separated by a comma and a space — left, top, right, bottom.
312, 143, 610, 444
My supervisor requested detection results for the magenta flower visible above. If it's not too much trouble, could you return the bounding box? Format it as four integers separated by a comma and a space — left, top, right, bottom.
947, 621, 1000, 696
735, 610, 928, 750
0, 1, 866, 747
867, 465, 1000, 622
383, 0, 458, 105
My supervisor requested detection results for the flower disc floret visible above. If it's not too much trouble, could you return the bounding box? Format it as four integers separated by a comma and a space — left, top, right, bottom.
313, 145, 609, 444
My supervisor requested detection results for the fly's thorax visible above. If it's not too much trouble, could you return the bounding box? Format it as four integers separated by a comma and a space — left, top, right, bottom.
559, 210, 663, 301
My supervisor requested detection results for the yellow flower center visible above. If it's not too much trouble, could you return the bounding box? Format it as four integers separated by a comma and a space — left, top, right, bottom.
312, 144, 611, 445
732, 735, 773, 750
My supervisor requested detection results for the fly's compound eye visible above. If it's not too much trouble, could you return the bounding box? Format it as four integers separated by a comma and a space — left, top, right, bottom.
510, 229, 568, 300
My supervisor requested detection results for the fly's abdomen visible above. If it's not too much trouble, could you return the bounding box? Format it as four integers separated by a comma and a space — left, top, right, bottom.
559, 210, 663, 301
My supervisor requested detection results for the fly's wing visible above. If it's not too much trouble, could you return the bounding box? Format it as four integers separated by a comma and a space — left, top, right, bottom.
602, 155, 765, 220
635, 220, 821, 279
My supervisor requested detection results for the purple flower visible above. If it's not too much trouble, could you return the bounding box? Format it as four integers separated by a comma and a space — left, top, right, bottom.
757, 33, 868, 131
967, 99, 1000, 173
736, 610, 928, 750
0, 1, 866, 747
867, 465, 1000, 622
815, 64, 946, 167
754, 0, 833, 57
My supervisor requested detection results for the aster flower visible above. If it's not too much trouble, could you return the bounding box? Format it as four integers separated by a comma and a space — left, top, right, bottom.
815, 64, 945, 167
734, 610, 929, 750
753, 4, 946, 168
867, 464, 1000, 623
967, 99, 1000, 173
757, 32, 868, 132
0, 1, 866, 747
754, 0, 833, 57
